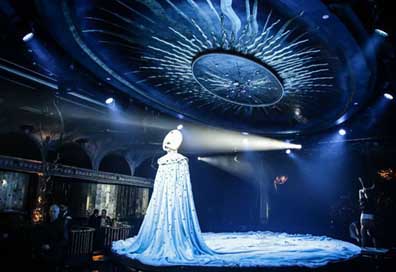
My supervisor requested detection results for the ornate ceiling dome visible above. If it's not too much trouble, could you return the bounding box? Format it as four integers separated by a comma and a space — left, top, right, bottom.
36, 0, 375, 134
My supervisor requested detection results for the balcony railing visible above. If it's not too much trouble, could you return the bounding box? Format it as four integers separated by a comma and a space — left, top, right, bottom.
0, 155, 153, 188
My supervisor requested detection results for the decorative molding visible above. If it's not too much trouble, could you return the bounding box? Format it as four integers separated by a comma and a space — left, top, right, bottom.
0, 154, 153, 188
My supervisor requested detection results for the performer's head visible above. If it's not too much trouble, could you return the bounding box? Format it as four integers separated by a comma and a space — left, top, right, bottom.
49, 204, 60, 222
162, 129, 183, 152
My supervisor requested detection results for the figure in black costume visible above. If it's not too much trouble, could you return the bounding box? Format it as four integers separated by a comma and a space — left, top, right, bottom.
358, 177, 376, 248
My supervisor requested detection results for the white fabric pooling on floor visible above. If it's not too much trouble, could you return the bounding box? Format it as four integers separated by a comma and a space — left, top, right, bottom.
113, 231, 361, 267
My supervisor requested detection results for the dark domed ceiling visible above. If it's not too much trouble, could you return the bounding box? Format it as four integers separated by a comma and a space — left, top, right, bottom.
36, 0, 375, 134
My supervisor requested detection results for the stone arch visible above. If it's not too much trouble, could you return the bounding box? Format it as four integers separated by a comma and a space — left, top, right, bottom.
56, 142, 92, 169
99, 152, 131, 175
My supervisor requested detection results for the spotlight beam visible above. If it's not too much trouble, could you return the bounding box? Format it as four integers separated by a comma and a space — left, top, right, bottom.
183, 126, 302, 153
1, 61, 301, 150
0, 63, 302, 151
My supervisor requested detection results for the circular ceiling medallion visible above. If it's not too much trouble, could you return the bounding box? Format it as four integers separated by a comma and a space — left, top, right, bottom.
192, 53, 284, 107
38, 0, 374, 133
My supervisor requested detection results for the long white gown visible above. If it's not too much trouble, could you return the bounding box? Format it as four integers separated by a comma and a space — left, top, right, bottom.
114, 152, 214, 265
113, 152, 361, 267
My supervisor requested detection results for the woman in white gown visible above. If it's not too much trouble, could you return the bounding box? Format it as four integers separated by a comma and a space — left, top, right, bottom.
115, 129, 214, 265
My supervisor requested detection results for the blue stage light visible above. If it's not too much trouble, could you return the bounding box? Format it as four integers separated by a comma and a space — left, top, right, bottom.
105, 97, 114, 104
22, 32, 34, 42
177, 124, 183, 130
285, 149, 291, 154
338, 129, 346, 136
375, 29, 388, 37
384, 93, 393, 100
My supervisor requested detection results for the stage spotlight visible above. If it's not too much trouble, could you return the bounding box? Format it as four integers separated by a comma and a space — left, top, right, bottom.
285, 149, 291, 154
105, 97, 114, 104
374, 29, 388, 38
197, 157, 202, 161
22, 32, 34, 42
177, 114, 184, 119
338, 129, 346, 136
177, 124, 183, 130
384, 93, 393, 100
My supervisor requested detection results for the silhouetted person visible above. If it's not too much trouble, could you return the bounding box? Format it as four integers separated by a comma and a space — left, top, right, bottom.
92, 209, 111, 251
88, 209, 100, 230
358, 177, 376, 248
60, 204, 72, 234
88, 209, 101, 250
100, 209, 111, 227
38, 204, 69, 272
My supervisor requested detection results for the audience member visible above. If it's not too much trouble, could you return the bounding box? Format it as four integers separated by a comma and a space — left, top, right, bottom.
88, 209, 100, 230
37, 204, 69, 272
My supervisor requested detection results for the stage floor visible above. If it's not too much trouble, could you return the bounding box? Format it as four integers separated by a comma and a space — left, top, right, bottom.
112, 231, 361, 269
